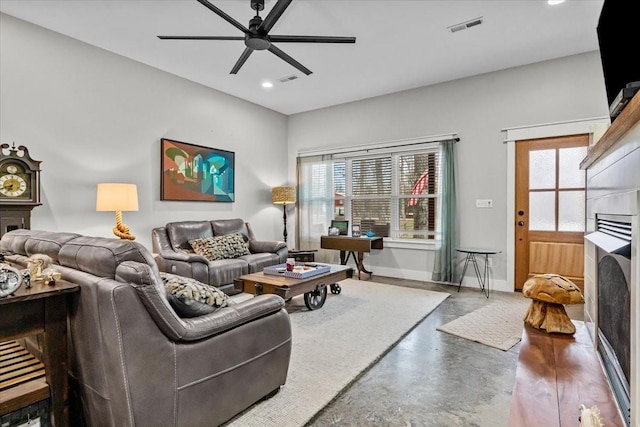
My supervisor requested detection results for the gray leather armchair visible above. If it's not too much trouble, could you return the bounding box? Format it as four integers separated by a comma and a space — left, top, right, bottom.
152, 218, 288, 294
0, 229, 292, 427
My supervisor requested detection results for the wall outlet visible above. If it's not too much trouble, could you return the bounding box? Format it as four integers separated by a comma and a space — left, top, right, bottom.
476, 199, 493, 208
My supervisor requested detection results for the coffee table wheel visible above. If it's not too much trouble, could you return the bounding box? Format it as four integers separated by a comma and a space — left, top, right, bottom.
304, 284, 327, 310
330, 283, 341, 294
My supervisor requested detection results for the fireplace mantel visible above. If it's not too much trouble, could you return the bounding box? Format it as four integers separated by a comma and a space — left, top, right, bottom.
581, 91, 640, 170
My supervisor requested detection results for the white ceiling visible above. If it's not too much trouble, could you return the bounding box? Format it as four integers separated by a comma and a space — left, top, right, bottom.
0, 0, 604, 115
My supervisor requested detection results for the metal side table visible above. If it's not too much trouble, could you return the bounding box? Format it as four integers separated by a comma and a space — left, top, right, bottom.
456, 247, 501, 298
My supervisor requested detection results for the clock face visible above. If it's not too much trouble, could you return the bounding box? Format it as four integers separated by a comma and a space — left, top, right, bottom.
0, 174, 28, 198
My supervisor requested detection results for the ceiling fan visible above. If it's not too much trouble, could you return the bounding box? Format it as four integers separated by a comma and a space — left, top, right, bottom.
158, 0, 356, 75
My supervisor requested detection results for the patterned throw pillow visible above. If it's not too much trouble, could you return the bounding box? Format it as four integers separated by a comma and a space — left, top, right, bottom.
189, 233, 250, 261
160, 272, 235, 318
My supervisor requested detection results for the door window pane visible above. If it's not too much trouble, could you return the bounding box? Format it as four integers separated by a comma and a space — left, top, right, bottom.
529, 191, 555, 231
558, 146, 587, 188
529, 150, 556, 189
558, 190, 585, 232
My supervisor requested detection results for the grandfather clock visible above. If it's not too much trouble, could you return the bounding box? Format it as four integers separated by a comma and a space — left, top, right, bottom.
0, 143, 41, 238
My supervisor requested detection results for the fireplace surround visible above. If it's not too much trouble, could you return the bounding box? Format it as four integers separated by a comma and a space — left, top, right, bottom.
588, 214, 633, 425
581, 91, 640, 427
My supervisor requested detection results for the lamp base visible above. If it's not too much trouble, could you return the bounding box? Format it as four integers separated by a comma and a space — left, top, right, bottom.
282, 204, 288, 244
113, 211, 135, 240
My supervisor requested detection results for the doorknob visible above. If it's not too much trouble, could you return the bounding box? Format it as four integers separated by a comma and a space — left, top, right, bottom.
518, 221, 525, 226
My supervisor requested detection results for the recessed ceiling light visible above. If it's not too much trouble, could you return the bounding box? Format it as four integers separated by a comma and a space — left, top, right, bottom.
262, 81, 273, 88
548, 0, 565, 5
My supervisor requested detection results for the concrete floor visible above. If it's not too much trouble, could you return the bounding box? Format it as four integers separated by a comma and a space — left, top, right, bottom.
306, 276, 584, 427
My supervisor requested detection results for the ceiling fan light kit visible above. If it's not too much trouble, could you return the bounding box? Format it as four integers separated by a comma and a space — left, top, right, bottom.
158, 0, 356, 75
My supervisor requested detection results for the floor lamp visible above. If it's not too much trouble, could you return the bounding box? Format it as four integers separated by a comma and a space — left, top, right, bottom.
272, 186, 296, 244
96, 183, 139, 240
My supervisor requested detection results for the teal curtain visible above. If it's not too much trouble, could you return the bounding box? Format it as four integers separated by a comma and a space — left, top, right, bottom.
432, 139, 458, 283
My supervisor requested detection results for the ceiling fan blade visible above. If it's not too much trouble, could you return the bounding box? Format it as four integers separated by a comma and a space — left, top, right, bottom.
196, 0, 249, 34
269, 35, 356, 44
258, 0, 292, 34
230, 47, 254, 74
268, 44, 311, 75
158, 36, 244, 40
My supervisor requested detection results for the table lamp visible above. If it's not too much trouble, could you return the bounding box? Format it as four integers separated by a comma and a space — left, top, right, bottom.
96, 183, 139, 240
272, 186, 296, 243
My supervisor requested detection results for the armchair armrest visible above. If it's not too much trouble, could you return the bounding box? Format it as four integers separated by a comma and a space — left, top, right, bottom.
155, 249, 208, 264
179, 295, 286, 341
122, 261, 287, 342
249, 240, 287, 254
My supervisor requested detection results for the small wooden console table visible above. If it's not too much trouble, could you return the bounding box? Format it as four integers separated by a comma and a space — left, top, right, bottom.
0, 276, 79, 427
320, 235, 383, 279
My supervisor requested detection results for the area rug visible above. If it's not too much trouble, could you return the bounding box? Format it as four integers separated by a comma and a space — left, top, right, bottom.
224, 279, 449, 427
437, 298, 530, 351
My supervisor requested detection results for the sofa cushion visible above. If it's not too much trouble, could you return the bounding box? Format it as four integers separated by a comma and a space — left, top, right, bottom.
210, 219, 249, 241
166, 221, 213, 252
59, 237, 158, 280
189, 233, 250, 261
160, 272, 235, 318
0, 229, 47, 257
24, 231, 83, 262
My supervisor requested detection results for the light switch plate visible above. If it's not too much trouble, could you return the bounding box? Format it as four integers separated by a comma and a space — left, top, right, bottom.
476, 199, 493, 208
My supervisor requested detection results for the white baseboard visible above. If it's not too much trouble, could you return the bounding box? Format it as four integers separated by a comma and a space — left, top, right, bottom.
366, 266, 513, 293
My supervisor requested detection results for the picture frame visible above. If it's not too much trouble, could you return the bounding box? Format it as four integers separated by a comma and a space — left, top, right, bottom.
351, 224, 361, 237
161, 138, 235, 202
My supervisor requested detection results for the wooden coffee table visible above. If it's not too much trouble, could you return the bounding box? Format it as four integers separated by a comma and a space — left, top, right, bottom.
234, 263, 353, 310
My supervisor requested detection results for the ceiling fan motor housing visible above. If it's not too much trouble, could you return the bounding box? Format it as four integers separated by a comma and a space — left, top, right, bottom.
246, 16, 271, 50
246, 34, 271, 50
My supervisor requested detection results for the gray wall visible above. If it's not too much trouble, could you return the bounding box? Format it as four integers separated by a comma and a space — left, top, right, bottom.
1, 12, 612, 291
287, 51, 610, 290
0, 13, 289, 249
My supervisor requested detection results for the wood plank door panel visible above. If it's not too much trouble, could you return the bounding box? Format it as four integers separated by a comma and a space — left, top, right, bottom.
515, 134, 588, 291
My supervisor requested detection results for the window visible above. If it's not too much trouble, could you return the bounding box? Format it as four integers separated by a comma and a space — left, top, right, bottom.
298, 143, 441, 244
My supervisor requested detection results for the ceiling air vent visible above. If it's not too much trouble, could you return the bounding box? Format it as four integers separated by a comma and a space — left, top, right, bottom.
448, 17, 483, 33
278, 74, 299, 83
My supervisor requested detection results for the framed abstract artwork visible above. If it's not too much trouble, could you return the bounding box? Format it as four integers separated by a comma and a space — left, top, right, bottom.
161, 138, 235, 202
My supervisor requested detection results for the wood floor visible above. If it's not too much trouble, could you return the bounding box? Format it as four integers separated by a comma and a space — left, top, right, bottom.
509, 322, 625, 427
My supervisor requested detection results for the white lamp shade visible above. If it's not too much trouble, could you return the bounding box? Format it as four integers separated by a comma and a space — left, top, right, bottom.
96, 183, 139, 212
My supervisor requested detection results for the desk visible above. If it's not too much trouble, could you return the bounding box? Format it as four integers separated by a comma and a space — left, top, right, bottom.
320, 235, 383, 279
456, 248, 500, 298
0, 276, 79, 427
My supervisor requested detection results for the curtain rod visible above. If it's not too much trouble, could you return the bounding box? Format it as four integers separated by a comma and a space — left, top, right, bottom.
298, 133, 459, 157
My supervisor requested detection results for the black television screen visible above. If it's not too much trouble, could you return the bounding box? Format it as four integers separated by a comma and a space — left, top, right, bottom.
597, 0, 640, 114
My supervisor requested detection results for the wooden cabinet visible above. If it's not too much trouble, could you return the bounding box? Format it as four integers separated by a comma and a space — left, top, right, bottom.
0, 276, 79, 427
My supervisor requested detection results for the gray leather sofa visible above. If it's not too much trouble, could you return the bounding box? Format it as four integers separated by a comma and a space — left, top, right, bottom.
0, 229, 292, 427
152, 218, 288, 295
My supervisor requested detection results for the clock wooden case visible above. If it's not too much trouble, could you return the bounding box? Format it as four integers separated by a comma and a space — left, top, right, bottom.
0, 143, 41, 237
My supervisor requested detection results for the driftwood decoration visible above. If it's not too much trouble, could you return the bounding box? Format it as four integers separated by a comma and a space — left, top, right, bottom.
522, 273, 584, 335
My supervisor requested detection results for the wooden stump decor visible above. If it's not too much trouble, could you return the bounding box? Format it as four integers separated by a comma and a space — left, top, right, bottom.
522, 273, 584, 335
